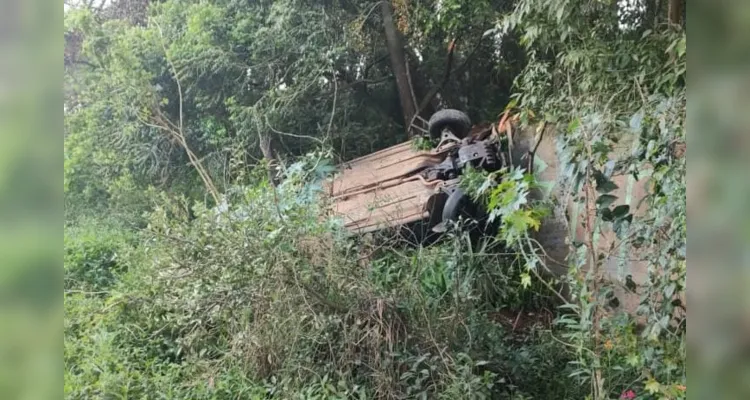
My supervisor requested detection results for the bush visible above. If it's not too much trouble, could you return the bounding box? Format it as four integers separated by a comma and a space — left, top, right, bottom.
64, 156, 580, 399
64, 220, 134, 292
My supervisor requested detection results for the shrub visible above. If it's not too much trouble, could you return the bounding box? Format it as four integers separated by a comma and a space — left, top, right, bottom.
64, 220, 134, 292
64, 155, 580, 398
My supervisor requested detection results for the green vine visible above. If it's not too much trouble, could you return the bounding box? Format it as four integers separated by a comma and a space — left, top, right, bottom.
479, 1, 687, 398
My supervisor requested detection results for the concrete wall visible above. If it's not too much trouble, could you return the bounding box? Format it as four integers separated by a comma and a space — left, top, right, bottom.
509, 125, 651, 314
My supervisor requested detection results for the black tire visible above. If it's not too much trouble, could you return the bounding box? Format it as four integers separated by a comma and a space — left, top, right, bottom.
428, 109, 471, 140
441, 187, 480, 223
441, 188, 493, 244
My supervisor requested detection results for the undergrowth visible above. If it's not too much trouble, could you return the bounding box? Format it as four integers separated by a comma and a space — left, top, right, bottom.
64, 1, 686, 398
64, 155, 581, 399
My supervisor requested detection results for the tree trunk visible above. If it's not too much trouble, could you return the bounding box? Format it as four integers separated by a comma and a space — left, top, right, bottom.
668, 0, 683, 26
259, 133, 278, 185
381, 1, 416, 132
643, 0, 661, 30
404, 44, 436, 118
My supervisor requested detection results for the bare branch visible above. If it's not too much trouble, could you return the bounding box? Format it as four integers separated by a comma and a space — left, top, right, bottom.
153, 19, 221, 204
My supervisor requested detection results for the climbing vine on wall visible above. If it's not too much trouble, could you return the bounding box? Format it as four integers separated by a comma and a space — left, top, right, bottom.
484, 0, 686, 398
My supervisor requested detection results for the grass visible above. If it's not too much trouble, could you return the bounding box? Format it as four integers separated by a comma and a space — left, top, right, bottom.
63, 178, 583, 399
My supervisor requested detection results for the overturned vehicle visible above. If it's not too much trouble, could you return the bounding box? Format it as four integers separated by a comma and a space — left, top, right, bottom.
326, 109, 508, 239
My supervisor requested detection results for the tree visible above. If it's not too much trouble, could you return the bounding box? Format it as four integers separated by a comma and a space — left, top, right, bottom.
381, 0, 416, 131
64, 0, 527, 209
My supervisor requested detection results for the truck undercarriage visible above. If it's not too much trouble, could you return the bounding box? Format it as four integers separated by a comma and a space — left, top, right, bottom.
327, 109, 507, 236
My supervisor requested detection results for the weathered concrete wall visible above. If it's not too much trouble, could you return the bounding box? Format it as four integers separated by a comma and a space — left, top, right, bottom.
509, 125, 651, 314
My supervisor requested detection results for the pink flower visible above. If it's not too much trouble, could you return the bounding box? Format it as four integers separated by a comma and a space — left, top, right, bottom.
620, 389, 636, 399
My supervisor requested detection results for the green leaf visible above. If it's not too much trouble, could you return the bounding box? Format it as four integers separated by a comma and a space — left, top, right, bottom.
645, 378, 661, 394
596, 194, 617, 208
505, 97, 519, 110
520, 273, 531, 288
567, 117, 580, 133
625, 354, 640, 367
596, 180, 618, 194
677, 37, 686, 58
664, 282, 676, 299
555, 6, 565, 22
612, 205, 630, 219
592, 141, 611, 155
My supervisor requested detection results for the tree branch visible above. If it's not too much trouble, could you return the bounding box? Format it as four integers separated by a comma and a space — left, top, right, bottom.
410, 36, 483, 131
154, 20, 221, 204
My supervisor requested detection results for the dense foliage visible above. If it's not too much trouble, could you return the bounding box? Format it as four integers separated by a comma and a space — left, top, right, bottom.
64, 0, 685, 399
64, 0, 524, 220
498, 0, 686, 397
